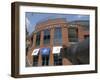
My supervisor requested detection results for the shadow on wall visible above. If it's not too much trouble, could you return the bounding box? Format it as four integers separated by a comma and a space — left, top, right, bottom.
61, 38, 89, 65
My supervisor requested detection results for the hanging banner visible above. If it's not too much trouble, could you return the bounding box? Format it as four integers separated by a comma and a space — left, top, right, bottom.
31, 48, 40, 56
53, 46, 62, 54
40, 48, 50, 56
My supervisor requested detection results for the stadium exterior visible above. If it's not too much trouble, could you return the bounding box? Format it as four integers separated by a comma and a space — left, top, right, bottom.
26, 18, 89, 67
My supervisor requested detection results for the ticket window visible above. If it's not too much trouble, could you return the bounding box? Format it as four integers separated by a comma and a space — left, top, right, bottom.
53, 54, 62, 65
33, 55, 38, 66
42, 55, 49, 66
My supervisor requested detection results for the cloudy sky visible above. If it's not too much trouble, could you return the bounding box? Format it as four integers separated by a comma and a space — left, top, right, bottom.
25, 12, 89, 35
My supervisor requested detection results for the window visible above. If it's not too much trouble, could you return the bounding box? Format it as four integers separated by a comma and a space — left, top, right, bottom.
30, 37, 33, 47
68, 27, 78, 42
36, 32, 40, 46
42, 56, 49, 66
54, 27, 62, 45
33, 55, 38, 66
53, 54, 62, 65
43, 29, 50, 45
84, 35, 89, 39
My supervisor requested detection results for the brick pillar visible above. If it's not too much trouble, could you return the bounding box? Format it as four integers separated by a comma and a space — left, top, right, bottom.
26, 50, 33, 66
38, 31, 44, 66
38, 52, 42, 66
27, 34, 36, 66
40, 31, 44, 47
62, 27, 69, 46
49, 28, 54, 66
62, 25, 71, 65
33, 33, 36, 47
78, 26, 84, 42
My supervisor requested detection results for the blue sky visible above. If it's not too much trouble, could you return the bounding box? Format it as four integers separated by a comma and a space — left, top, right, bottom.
25, 12, 89, 35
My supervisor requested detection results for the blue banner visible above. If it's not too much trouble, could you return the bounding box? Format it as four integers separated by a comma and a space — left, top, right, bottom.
40, 48, 50, 56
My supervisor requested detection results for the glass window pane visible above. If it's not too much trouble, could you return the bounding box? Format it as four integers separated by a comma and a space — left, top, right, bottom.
33, 56, 38, 66
54, 27, 62, 45
43, 29, 50, 45
36, 32, 41, 46
53, 54, 62, 65
42, 56, 49, 66
68, 27, 78, 42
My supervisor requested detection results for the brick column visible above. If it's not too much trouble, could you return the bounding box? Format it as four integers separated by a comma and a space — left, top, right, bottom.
40, 31, 44, 47
49, 28, 54, 66
62, 25, 71, 65
62, 27, 69, 46
27, 34, 36, 66
78, 26, 84, 42
38, 52, 42, 66
33, 33, 36, 47
38, 31, 44, 66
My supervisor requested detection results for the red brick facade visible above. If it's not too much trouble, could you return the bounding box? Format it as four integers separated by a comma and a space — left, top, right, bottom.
26, 18, 89, 66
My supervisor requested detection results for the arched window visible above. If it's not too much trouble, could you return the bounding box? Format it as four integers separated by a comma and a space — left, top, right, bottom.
36, 32, 41, 46
68, 27, 78, 42
43, 29, 50, 45
54, 27, 62, 45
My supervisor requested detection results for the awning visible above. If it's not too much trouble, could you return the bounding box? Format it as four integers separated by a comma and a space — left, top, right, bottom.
53, 46, 62, 54
40, 48, 50, 56
31, 48, 40, 56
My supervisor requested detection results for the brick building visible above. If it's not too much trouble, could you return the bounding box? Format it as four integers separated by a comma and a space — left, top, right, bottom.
26, 18, 89, 67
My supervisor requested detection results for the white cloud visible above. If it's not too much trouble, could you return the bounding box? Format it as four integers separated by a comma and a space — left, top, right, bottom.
25, 17, 31, 29
25, 17, 36, 35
